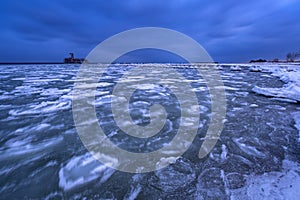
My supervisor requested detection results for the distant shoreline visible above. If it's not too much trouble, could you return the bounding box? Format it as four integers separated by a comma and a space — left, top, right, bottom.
0, 62, 65, 65
0, 62, 299, 65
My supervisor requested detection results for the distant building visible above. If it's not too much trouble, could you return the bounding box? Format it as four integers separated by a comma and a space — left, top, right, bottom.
249, 59, 267, 63
64, 53, 87, 64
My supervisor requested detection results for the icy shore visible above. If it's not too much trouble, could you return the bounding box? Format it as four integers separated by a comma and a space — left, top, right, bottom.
252, 64, 300, 102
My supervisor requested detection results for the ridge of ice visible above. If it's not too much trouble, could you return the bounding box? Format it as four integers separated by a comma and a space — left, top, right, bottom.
252, 64, 300, 102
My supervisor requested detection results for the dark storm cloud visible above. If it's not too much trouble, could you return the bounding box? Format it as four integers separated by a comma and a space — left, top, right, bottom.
0, 0, 299, 62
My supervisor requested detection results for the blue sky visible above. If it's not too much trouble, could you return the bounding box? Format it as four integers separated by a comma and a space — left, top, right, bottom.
0, 0, 299, 62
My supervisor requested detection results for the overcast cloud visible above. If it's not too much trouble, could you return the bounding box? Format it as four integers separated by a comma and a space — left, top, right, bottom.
0, 0, 299, 62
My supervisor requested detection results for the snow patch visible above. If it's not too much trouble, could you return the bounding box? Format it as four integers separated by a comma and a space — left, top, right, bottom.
231, 159, 300, 200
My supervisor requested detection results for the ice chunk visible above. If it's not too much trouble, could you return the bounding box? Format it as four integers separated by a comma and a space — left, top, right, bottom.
252, 83, 300, 102
0, 137, 63, 161
152, 158, 196, 192
9, 100, 71, 116
249, 104, 259, 108
59, 153, 115, 191
124, 185, 142, 200
230, 65, 242, 71
233, 137, 265, 158
221, 144, 228, 162
249, 66, 262, 72
292, 112, 300, 142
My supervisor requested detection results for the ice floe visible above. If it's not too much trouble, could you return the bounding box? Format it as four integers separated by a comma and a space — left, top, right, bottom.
59, 153, 115, 191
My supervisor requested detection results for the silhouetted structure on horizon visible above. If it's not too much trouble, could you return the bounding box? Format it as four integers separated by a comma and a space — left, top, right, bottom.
64, 53, 86, 64
249, 59, 267, 63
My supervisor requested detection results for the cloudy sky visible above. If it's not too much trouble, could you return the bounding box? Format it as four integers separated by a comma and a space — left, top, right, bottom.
1, 0, 299, 63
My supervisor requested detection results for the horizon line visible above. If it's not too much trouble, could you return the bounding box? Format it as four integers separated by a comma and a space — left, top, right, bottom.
0, 61, 298, 65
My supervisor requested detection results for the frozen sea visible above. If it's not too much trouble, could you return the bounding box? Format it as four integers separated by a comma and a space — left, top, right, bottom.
0, 63, 300, 199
